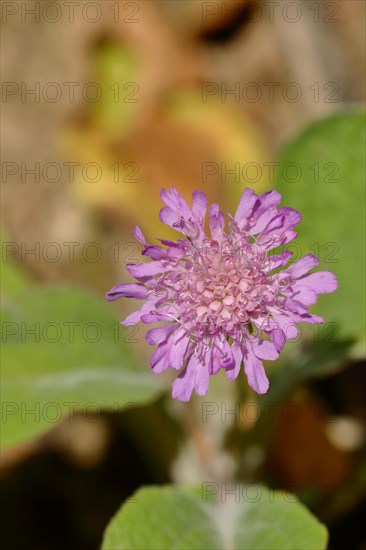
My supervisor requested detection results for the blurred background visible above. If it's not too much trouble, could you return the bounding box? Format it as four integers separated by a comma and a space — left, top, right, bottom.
1, 1, 365, 549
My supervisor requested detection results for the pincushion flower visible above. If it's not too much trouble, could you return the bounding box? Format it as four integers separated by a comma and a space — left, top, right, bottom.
107, 187, 337, 401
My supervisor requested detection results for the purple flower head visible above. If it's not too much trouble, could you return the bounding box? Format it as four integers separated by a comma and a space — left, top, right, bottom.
107, 187, 337, 402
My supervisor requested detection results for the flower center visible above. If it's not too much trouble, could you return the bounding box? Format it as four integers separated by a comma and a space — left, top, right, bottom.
171, 239, 276, 339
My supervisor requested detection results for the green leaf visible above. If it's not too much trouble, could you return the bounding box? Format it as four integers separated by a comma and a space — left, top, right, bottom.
102, 485, 328, 550
1, 231, 30, 299
1, 286, 161, 448
276, 111, 365, 349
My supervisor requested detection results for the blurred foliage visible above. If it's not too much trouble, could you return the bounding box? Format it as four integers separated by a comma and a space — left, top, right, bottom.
267, 338, 354, 402
66, 40, 268, 240
1, 232, 30, 298
1, 279, 162, 447
276, 111, 366, 352
102, 485, 328, 550
92, 41, 140, 135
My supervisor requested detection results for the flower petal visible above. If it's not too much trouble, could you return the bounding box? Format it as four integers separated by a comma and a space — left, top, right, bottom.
142, 245, 166, 260
133, 226, 146, 244
172, 349, 211, 402
126, 261, 166, 278
250, 190, 282, 229
265, 250, 293, 272
210, 339, 234, 374
106, 283, 148, 301
234, 188, 258, 228
219, 339, 235, 370
258, 230, 298, 251
209, 203, 225, 240
159, 206, 179, 229
168, 329, 190, 371
160, 187, 192, 219
141, 307, 178, 323
192, 190, 208, 220
210, 346, 222, 375
172, 365, 195, 402
286, 254, 319, 279
225, 343, 243, 381
249, 207, 278, 235
121, 301, 153, 326
251, 339, 279, 360
277, 207, 302, 230
297, 271, 338, 294
150, 341, 170, 373
145, 324, 176, 345
288, 285, 318, 306
297, 313, 324, 324
270, 328, 286, 352
268, 307, 299, 339
194, 361, 210, 397
256, 189, 282, 213
244, 346, 269, 394
281, 297, 309, 315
